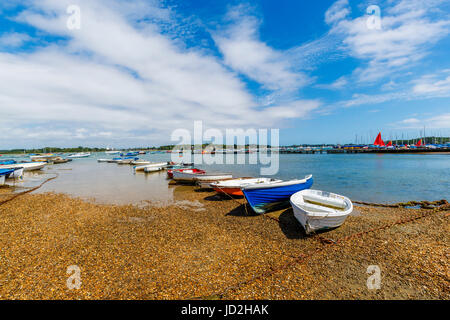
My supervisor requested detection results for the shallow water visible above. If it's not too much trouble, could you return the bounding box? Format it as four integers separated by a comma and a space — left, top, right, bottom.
6, 152, 449, 205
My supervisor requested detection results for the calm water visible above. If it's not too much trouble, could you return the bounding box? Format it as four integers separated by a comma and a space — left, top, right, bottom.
9, 152, 450, 205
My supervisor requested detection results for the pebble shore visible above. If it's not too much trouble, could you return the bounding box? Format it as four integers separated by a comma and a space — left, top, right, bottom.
0, 186, 448, 299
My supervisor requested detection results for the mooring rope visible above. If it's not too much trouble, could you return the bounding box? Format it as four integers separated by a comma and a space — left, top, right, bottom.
192, 198, 449, 300
0, 173, 59, 207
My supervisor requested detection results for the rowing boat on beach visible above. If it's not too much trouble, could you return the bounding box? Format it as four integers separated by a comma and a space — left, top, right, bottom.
134, 162, 168, 172
290, 189, 353, 234
144, 166, 164, 173
242, 175, 313, 214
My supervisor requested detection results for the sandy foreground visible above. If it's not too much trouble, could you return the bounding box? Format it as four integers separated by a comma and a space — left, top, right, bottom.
0, 185, 448, 300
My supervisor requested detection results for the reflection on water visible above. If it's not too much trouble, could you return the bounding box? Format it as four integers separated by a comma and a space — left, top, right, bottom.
5, 152, 449, 205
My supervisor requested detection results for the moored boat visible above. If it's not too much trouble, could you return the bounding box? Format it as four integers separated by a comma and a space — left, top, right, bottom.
0, 162, 45, 171
143, 166, 164, 173
210, 177, 282, 196
167, 168, 202, 179
171, 169, 206, 182
290, 189, 353, 234
67, 152, 91, 158
134, 162, 169, 172
242, 175, 313, 214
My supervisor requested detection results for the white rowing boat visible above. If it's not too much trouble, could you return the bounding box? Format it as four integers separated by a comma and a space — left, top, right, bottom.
0, 162, 45, 171
134, 162, 168, 172
173, 170, 232, 183
290, 189, 353, 234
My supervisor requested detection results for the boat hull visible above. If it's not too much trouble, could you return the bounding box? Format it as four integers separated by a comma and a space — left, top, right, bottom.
242, 177, 313, 214
213, 187, 243, 196
290, 189, 352, 234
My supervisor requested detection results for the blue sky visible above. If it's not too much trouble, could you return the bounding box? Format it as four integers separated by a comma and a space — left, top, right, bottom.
0, 0, 449, 148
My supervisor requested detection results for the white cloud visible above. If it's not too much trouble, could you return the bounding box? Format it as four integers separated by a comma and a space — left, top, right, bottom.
0, 32, 32, 47
325, 0, 350, 25
327, 0, 450, 82
212, 5, 309, 94
0, 0, 320, 147
413, 71, 450, 97
395, 113, 450, 129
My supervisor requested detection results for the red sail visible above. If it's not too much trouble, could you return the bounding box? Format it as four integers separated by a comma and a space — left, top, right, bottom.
373, 132, 385, 146
415, 139, 423, 147
387, 141, 393, 147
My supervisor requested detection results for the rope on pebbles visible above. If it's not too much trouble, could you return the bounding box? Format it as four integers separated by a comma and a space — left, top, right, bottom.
193, 198, 449, 300
0, 174, 59, 207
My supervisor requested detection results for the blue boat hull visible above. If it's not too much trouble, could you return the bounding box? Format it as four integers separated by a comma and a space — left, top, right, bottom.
243, 178, 313, 214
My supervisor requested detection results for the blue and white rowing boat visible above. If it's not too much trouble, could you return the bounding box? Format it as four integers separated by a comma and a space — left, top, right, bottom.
242, 175, 313, 214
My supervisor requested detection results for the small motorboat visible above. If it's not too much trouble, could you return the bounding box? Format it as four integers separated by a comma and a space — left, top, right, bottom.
134, 162, 169, 172
97, 159, 110, 163
290, 189, 353, 234
210, 177, 282, 196
67, 152, 91, 158
242, 175, 313, 214
105, 150, 121, 155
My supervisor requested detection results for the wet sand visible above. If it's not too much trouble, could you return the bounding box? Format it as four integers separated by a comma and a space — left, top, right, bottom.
0, 185, 448, 299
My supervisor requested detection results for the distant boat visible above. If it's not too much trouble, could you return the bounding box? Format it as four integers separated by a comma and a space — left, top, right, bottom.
105, 150, 121, 155
290, 189, 353, 234
97, 159, 110, 163
242, 175, 313, 214
67, 152, 91, 158
209, 178, 282, 196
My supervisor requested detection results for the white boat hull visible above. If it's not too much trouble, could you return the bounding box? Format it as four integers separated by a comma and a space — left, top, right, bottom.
0, 175, 5, 185
290, 189, 353, 234
0, 163, 45, 171
134, 162, 168, 171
